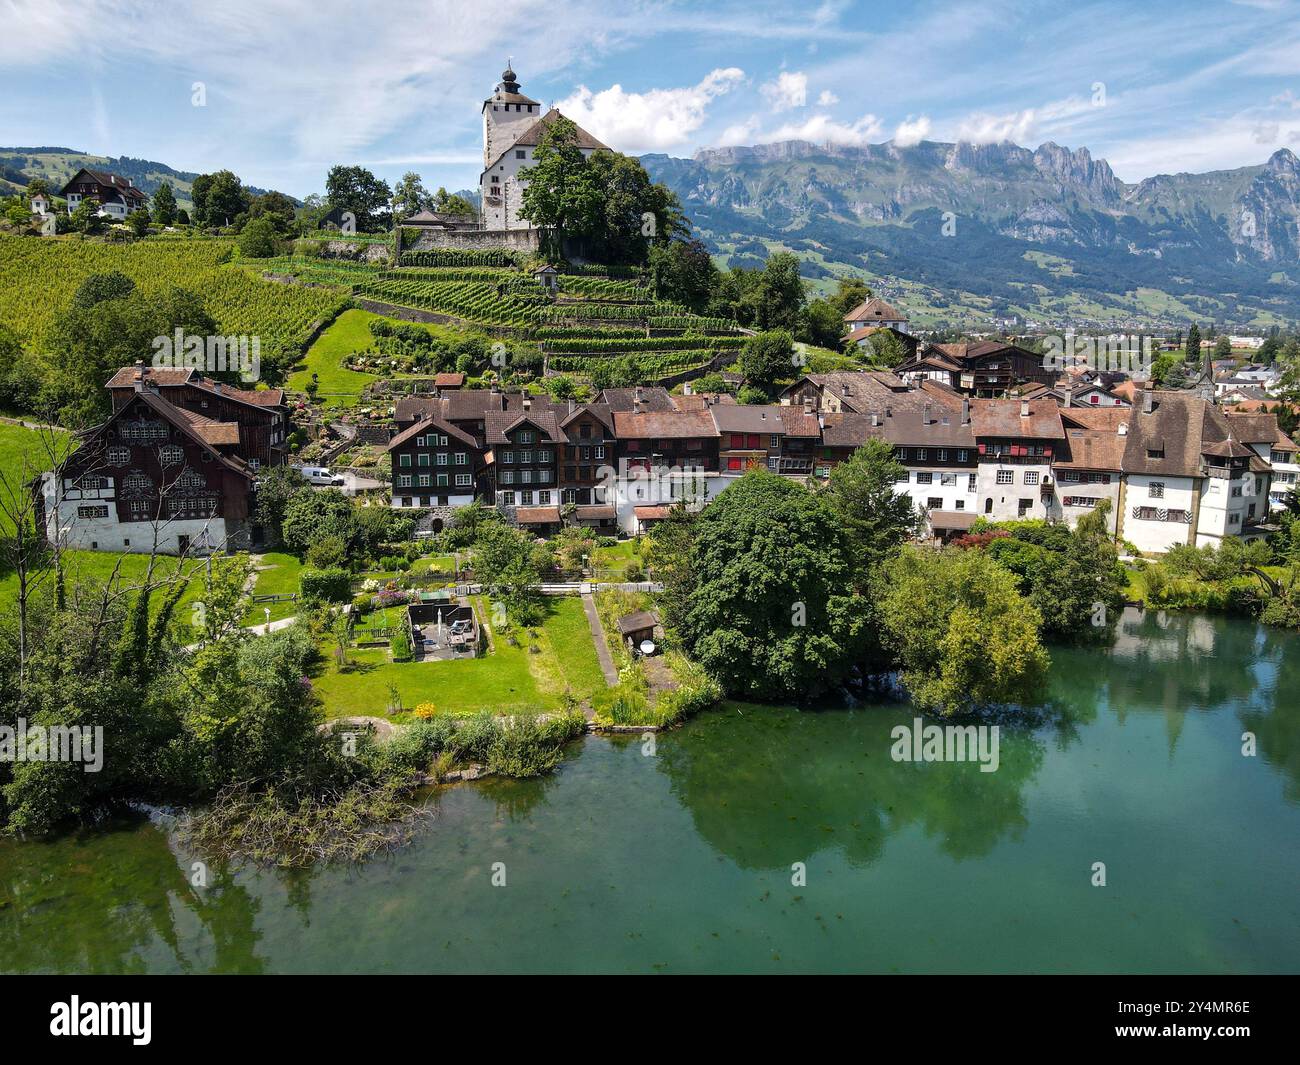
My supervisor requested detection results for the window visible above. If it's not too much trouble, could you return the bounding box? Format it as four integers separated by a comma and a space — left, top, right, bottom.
927, 497, 943, 509
107, 446, 131, 466
77, 504, 109, 519
121, 471, 154, 497
958, 450, 969, 463
77, 475, 109, 491
520, 470, 533, 484
955, 500, 965, 510
502, 451, 514, 464
436, 474, 448, 487
594, 445, 605, 459
520, 491, 533, 505
1229, 513, 1241, 526
968, 473, 977, 491
1147, 448, 1165, 460
538, 450, 553, 463
916, 472, 933, 485
418, 474, 430, 487
158, 444, 183, 466
418, 453, 430, 466
770, 434, 780, 448
398, 475, 412, 488
399, 454, 412, 468
500, 471, 514, 485
455, 452, 467, 465
516, 149, 526, 159
1024, 471, 1039, 485
917, 448, 928, 461
455, 474, 472, 487
1149, 482, 1164, 499
519, 451, 533, 464
941, 473, 956, 486
997, 470, 1013, 484
1230, 485, 1242, 498
119, 419, 168, 444
518, 430, 535, 444
936, 449, 948, 461
499, 491, 515, 505
436, 453, 448, 466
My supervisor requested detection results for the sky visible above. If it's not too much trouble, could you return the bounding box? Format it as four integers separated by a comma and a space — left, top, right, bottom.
2, 0, 1300, 198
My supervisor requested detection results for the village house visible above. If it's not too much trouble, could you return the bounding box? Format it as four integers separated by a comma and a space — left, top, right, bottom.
58, 168, 148, 220
969, 397, 1067, 522
39, 390, 257, 555
842, 297, 910, 334
106, 363, 289, 470
898, 340, 1056, 397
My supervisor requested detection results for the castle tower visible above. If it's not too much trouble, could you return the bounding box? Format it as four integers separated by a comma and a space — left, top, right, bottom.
482, 63, 541, 169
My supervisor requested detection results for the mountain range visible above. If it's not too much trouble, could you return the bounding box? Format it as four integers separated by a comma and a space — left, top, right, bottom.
641, 141, 1300, 332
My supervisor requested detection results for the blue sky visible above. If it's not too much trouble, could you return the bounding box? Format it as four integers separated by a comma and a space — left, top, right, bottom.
3, 0, 1299, 197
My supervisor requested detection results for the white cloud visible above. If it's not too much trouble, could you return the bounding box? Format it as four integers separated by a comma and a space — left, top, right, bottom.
956, 109, 1037, 145
556, 67, 745, 153
893, 115, 931, 147
1253, 121, 1280, 143
761, 71, 808, 112
817, 89, 839, 106
755, 112, 884, 147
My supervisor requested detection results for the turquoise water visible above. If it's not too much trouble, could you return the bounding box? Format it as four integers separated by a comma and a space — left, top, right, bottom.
2, 609, 1297, 973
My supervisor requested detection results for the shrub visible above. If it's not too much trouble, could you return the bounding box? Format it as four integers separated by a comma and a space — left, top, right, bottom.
300, 567, 352, 603
412, 702, 438, 719
390, 632, 411, 661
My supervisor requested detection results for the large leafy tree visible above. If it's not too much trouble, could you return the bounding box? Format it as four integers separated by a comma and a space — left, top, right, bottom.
649, 238, 718, 313
392, 171, 431, 219
671, 470, 868, 701
878, 547, 1049, 714
473, 520, 546, 626
825, 438, 919, 584
739, 330, 795, 396
43, 281, 216, 424
325, 164, 393, 232
280, 489, 359, 558
754, 252, 806, 332
151, 181, 177, 225
517, 116, 603, 254
192, 169, 251, 227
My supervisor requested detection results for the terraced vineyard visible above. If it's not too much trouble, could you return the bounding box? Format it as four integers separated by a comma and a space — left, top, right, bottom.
252, 250, 744, 383
0, 236, 352, 371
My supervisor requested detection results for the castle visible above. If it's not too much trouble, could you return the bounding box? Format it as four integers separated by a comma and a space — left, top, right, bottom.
478, 64, 609, 230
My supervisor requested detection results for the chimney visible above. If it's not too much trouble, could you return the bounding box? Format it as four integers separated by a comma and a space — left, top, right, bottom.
871, 410, 881, 427
961, 397, 971, 425
802, 399, 812, 415
634, 386, 643, 402
1063, 386, 1074, 408
923, 402, 932, 425
1142, 389, 1154, 414
522, 396, 531, 411
568, 398, 575, 415
885, 404, 892, 418
1020, 398, 1030, 417
633, 397, 642, 413
1117, 421, 1128, 437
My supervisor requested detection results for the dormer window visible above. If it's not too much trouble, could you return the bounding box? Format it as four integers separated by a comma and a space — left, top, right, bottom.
1147, 448, 1164, 460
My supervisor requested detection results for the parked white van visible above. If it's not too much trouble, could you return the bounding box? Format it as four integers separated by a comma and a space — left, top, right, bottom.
296, 465, 345, 487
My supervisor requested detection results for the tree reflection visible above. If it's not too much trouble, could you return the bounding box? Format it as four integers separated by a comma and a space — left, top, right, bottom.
654, 703, 1045, 871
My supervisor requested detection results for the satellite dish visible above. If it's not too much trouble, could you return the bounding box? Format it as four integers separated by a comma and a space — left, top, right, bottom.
639, 640, 656, 656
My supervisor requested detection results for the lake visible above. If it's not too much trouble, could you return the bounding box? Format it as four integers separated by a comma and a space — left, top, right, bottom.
2, 608, 1297, 974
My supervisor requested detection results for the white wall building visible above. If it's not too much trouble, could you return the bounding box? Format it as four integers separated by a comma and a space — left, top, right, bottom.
479, 67, 608, 231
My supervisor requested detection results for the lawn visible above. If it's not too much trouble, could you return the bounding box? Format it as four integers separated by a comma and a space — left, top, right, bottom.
241, 552, 304, 625
0, 547, 208, 620
311, 595, 606, 719
287, 308, 382, 407
0, 421, 71, 534
287, 308, 474, 408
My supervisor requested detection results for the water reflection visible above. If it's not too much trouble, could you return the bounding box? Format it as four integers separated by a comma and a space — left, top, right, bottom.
654, 705, 1046, 870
